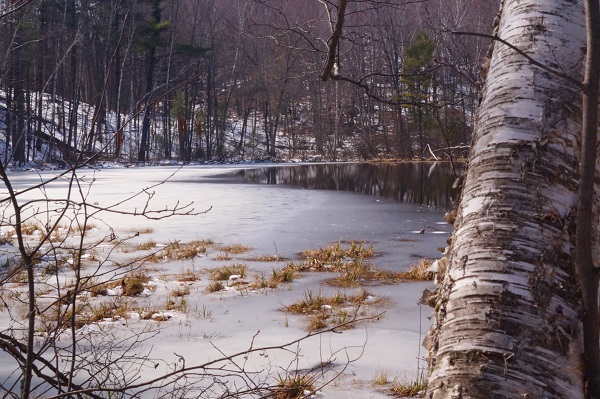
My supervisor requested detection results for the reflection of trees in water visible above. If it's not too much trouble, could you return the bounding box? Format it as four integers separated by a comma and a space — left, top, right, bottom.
242, 163, 458, 208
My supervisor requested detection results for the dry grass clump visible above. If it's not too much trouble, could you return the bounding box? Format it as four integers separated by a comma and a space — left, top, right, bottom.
270, 266, 296, 284
41, 262, 61, 277
372, 370, 395, 386
215, 252, 231, 261
285, 289, 384, 331
287, 241, 401, 287
194, 238, 215, 246
246, 254, 284, 262
64, 306, 90, 329
40, 303, 87, 330
150, 313, 171, 322
138, 240, 211, 262
345, 241, 375, 258
177, 268, 200, 282
294, 247, 434, 286
330, 259, 401, 287
143, 253, 164, 263
20, 222, 42, 235
165, 297, 187, 312
44, 288, 196, 329
87, 271, 150, 297
217, 243, 252, 254
247, 266, 296, 290
308, 313, 329, 331
300, 244, 345, 271
88, 299, 130, 323
298, 242, 375, 272
164, 240, 208, 260
171, 286, 191, 297
0, 230, 14, 245
272, 374, 315, 399
76, 222, 98, 233
397, 259, 434, 281
209, 264, 247, 281
140, 309, 158, 320
137, 240, 157, 251
66, 276, 99, 295
49, 230, 65, 243
62, 223, 97, 233
249, 275, 278, 290
8, 269, 28, 284
88, 281, 111, 297
47, 224, 96, 243
206, 281, 225, 293
54, 250, 92, 271
390, 371, 427, 398
45, 299, 130, 329
121, 279, 144, 296
121, 273, 150, 296
139, 308, 174, 321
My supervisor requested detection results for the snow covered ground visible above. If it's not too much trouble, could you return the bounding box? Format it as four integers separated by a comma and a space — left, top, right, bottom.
0, 164, 450, 398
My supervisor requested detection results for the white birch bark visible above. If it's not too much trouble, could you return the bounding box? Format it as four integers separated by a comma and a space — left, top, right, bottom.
425, 0, 596, 398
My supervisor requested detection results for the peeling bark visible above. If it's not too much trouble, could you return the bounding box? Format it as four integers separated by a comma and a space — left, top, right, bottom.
425, 1, 592, 398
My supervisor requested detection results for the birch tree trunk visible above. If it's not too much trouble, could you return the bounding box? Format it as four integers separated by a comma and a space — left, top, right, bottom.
425, 0, 596, 398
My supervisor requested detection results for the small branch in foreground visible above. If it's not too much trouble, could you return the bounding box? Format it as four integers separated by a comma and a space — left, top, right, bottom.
44, 313, 381, 398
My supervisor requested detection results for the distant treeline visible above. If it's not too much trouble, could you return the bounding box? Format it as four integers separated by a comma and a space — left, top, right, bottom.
0, 0, 498, 165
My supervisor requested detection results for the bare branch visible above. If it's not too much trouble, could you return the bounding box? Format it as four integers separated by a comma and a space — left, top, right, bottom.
45, 313, 380, 398
453, 31, 584, 90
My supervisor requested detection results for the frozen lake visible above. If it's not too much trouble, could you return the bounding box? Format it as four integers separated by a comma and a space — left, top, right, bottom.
0, 162, 455, 398
6, 163, 453, 266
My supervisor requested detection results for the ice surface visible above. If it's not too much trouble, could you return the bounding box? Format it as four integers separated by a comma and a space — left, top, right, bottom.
0, 165, 450, 398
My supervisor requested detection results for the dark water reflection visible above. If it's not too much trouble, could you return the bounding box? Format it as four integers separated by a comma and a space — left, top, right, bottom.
240, 162, 460, 208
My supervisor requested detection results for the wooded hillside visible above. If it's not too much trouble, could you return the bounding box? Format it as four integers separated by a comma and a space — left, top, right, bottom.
0, 0, 498, 164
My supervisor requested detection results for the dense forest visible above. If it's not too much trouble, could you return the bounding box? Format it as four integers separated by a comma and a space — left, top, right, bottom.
0, 0, 498, 165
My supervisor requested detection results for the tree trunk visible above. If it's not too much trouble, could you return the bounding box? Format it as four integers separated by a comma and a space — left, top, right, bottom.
575, 0, 600, 396
138, 0, 162, 162
425, 1, 591, 398
12, 34, 26, 165
205, 59, 214, 160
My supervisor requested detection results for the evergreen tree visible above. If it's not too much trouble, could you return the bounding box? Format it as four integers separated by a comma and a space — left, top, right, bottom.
400, 33, 435, 155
